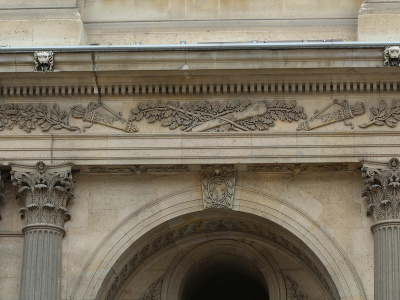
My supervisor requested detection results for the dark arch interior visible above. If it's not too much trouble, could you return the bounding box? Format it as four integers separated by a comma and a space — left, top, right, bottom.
184, 271, 269, 300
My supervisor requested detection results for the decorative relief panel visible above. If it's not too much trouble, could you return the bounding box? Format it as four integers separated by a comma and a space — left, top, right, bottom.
201, 165, 236, 209
84, 165, 189, 174
384, 46, 400, 67
297, 100, 365, 131
34, 51, 54, 72
362, 158, 400, 223
105, 219, 336, 300
247, 163, 356, 173
139, 276, 164, 300
1, 98, 400, 133
284, 275, 310, 300
10, 161, 74, 227
129, 100, 306, 132
359, 99, 400, 129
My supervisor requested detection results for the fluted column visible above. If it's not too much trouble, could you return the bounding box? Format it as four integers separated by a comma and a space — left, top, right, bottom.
362, 158, 400, 300
11, 161, 74, 300
0, 171, 4, 218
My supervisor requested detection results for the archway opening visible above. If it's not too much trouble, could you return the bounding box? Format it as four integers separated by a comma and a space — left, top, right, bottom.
180, 251, 269, 300
184, 271, 269, 300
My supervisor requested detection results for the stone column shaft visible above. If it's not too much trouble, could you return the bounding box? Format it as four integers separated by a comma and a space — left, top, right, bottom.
362, 158, 400, 300
11, 162, 74, 300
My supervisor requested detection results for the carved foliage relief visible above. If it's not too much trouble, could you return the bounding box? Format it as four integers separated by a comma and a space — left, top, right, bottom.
362, 158, 400, 223
11, 161, 74, 227
201, 166, 236, 209
129, 100, 306, 132
139, 276, 164, 300
1, 98, 400, 133
284, 275, 311, 300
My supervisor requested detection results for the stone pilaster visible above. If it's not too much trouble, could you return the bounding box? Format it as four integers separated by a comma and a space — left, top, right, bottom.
362, 158, 400, 300
11, 161, 74, 300
0, 171, 4, 219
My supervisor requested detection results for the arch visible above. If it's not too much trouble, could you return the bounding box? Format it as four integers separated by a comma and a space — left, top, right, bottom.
70, 186, 366, 300
161, 240, 285, 300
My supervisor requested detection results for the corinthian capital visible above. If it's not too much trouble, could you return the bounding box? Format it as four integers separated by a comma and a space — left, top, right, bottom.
362, 158, 400, 223
10, 161, 74, 228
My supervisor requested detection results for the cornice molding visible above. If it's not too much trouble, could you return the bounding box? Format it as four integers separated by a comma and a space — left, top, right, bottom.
2, 80, 400, 98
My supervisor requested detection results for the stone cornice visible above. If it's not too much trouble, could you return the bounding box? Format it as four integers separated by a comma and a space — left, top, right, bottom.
0, 48, 390, 74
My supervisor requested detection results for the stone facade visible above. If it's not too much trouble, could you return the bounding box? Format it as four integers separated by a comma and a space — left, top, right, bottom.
1, 1, 400, 300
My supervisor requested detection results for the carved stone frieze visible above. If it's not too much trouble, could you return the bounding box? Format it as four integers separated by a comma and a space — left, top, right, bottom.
10, 161, 74, 228
34, 51, 54, 72
129, 100, 306, 132
359, 99, 400, 129
139, 275, 164, 300
85, 165, 189, 174
247, 163, 356, 173
297, 100, 365, 131
284, 275, 310, 300
361, 158, 400, 223
104, 219, 336, 300
0, 103, 80, 133
201, 165, 236, 209
0, 102, 137, 133
384, 46, 400, 67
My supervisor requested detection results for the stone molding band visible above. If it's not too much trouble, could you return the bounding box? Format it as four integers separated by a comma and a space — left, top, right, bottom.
22, 223, 66, 236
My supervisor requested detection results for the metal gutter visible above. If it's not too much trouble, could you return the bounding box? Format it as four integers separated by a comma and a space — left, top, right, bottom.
0, 41, 397, 54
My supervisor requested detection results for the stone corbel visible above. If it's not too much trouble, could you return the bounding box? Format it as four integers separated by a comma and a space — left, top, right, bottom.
201, 165, 236, 209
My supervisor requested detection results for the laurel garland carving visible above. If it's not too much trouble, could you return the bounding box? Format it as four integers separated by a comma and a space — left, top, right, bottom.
359, 99, 400, 129
10, 161, 74, 227
362, 158, 400, 223
201, 165, 236, 209
0, 103, 80, 133
139, 275, 164, 300
86, 165, 189, 174
104, 219, 336, 300
129, 100, 307, 132
284, 275, 310, 300
3, 99, 400, 133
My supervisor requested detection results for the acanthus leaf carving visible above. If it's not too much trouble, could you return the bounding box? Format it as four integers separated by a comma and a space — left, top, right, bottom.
201, 165, 236, 209
359, 99, 400, 129
362, 158, 400, 223
384, 46, 400, 67
129, 100, 307, 132
10, 161, 74, 228
284, 275, 311, 300
139, 275, 164, 300
34, 51, 54, 72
